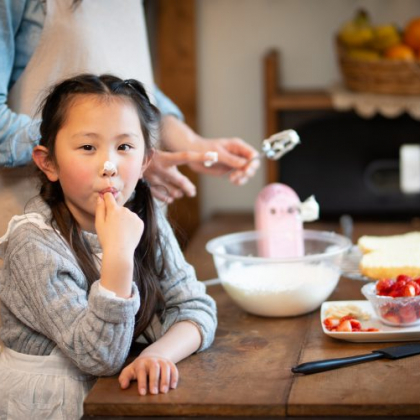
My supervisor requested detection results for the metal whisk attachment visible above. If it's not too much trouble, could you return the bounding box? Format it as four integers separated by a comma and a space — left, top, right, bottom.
215, 129, 301, 177
261, 129, 300, 160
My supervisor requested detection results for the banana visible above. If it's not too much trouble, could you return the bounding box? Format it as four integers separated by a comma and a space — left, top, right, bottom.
338, 9, 374, 47
346, 48, 381, 61
370, 24, 401, 51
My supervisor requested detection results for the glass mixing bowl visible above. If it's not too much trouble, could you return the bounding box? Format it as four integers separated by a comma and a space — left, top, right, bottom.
206, 229, 351, 317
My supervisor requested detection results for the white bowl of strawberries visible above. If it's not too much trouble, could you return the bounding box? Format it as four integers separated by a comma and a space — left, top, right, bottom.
361, 275, 420, 327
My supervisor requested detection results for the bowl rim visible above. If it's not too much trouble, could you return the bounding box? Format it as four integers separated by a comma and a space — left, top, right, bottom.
205, 229, 352, 263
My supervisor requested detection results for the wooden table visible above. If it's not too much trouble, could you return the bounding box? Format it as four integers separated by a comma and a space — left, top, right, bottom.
83, 214, 420, 419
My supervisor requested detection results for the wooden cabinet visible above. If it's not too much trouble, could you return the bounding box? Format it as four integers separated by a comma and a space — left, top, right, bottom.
154, 0, 199, 244
264, 50, 333, 183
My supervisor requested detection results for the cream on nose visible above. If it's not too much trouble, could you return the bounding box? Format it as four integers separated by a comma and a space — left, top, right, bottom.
102, 160, 117, 176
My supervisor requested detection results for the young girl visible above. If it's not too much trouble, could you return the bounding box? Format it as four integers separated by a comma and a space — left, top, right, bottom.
0, 74, 217, 419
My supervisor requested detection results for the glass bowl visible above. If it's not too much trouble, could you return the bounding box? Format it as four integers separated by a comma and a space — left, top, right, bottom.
361, 282, 420, 327
206, 229, 351, 317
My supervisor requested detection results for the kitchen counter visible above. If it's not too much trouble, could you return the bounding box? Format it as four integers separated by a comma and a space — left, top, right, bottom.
83, 214, 420, 419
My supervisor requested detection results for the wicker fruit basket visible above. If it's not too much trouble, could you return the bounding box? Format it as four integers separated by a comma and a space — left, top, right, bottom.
336, 38, 420, 95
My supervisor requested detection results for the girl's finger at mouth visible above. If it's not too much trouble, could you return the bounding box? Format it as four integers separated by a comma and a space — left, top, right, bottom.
102, 191, 118, 205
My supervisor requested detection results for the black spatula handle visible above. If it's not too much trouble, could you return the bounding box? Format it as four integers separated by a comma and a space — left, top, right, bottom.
292, 352, 383, 374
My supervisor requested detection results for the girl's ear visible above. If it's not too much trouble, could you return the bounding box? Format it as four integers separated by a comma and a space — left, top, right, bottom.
32, 145, 59, 182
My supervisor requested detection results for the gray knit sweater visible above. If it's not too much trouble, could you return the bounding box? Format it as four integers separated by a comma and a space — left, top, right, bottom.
0, 197, 217, 376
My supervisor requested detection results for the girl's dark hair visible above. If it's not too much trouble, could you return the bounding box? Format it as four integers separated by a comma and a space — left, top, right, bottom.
37, 74, 166, 341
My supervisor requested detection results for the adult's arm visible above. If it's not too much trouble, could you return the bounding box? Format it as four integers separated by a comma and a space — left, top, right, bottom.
0, 0, 40, 167
154, 86, 184, 121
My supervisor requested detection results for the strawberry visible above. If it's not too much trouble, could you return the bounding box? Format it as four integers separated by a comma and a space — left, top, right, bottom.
399, 305, 418, 324
379, 303, 392, 318
340, 315, 355, 322
389, 283, 406, 297
410, 280, 420, 295
323, 317, 339, 331
337, 319, 353, 332
350, 319, 362, 331
376, 278, 395, 295
382, 312, 401, 325
403, 283, 417, 297
396, 274, 412, 284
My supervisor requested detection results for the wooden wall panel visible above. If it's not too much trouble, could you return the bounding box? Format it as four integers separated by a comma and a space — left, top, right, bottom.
155, 0, 200, 246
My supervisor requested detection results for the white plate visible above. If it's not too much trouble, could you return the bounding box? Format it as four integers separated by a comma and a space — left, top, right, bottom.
321, 300, 420, 342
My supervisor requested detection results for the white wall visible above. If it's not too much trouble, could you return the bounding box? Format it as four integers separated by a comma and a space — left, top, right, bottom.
196, 0, 420, 219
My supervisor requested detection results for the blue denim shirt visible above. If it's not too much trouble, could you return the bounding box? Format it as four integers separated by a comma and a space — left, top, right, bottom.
0, 0, 183, 167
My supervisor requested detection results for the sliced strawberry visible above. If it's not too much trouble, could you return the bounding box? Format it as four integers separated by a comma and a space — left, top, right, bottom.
350, 319, 362, 331
389, 283, 406, 297
323, 317, 339, 331
337, 319, 353, 332
376, 276, 420, 297
396, 274, 412, 284
325, 316, 380, 333
376, 278, 395, 295
410, 281, 420, 295
340, 315, 355, 322
382, 312, 401, 325
403, 283, 417, 297
399, 305, 418, 324
379, 303, 397, 317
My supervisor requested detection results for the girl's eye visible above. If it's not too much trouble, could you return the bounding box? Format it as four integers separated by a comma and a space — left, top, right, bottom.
118, 144, 133, 151
81, 145, 94, 151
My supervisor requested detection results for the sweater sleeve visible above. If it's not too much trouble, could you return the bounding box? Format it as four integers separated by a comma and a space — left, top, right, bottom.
2, 226, 140, 376
156, 208, 217, 351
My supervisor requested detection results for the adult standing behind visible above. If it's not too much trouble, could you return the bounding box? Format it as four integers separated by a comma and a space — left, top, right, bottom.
0, 0, 259, 235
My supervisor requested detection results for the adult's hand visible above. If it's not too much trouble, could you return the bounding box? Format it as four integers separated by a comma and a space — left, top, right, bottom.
186, 137, 260, 186
160, 116, 260, 186
144, 150, 212, 203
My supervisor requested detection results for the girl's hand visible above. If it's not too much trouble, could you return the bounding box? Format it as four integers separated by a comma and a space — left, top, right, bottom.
95, 192, 144, 255
119, 354, 179, 396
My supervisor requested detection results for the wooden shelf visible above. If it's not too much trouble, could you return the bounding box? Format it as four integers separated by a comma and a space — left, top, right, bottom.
268, 90, 332, 110
264, 49, 333, 183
